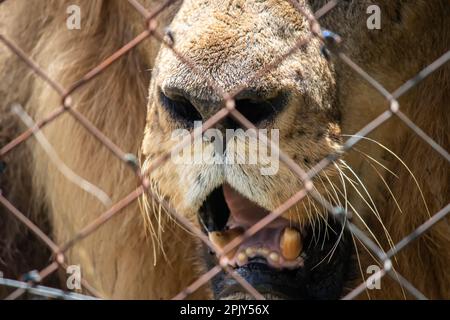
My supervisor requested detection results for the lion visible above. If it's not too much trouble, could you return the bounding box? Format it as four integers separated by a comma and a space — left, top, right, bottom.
0, 0, 449, 300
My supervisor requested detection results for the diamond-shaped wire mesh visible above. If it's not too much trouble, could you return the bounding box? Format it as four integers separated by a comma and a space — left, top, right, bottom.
0, 0, 449, 300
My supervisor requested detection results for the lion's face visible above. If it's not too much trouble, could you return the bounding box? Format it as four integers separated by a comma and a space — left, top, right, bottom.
142, 0, 352, 299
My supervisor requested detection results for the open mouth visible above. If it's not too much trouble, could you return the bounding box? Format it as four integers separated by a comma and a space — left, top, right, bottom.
199, 184, 355, 300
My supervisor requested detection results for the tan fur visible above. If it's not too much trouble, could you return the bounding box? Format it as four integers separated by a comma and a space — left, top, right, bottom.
0, 0, 448, 299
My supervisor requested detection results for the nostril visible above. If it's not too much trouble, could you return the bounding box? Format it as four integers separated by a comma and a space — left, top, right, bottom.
159, 89, 202, 124
234, 92, 287, 125
159, 86, 287, 127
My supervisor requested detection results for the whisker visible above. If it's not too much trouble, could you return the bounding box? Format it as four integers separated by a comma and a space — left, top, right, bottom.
298, 201, 313, 237
139, 192, 167, 263
308, 195, 322, 247
332, 164, 387, 254
351, 234, 371, 300
311, 214, 346, 270
337, 161, 398, 256
355, 148, 399, 179
342, 134, 431, 218
322, 171, 343, 209
365, 159, 404, 214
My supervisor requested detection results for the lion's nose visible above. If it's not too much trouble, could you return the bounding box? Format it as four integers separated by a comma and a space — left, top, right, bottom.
159, 86, 287, 127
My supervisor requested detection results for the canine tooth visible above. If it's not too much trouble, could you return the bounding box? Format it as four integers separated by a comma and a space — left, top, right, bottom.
208, 228, 243, 247
208, 228, 242, 259
280, 227, 302, 260
269, 252, 280, 262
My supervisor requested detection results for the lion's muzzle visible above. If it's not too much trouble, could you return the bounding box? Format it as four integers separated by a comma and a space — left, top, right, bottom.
199, 184, 355, 300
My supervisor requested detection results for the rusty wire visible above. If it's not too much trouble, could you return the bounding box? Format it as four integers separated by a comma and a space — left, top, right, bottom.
0, 0, 449, 301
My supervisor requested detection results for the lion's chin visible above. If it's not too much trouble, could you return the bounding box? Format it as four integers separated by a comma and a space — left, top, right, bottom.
198, 184, 355, 300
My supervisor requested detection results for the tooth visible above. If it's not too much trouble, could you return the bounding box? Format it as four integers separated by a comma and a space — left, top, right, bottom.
269, 252, 280, 262
280, 227, 302, 260
237, 252, 248, 265
245, 247, 256, 258
208, 228, 243, 259
258, 247, 270, 257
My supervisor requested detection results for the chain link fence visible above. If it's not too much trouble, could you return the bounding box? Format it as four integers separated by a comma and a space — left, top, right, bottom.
0, 0, 449, 300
